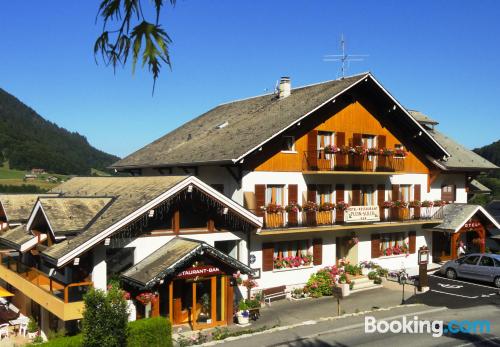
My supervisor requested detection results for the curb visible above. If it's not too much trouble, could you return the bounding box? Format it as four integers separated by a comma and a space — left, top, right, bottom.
199, 303, 432, 346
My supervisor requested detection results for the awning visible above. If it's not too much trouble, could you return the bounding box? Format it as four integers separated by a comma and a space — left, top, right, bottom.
121, 237, 253, 289
0, 286, 14, 298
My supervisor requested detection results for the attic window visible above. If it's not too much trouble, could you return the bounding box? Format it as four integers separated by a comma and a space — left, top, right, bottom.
216, 121, 229, 129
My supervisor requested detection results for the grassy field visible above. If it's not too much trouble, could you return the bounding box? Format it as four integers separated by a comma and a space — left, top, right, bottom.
0, 162, 69, 192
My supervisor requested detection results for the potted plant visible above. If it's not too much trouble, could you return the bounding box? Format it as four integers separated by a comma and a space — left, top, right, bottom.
421, 200, 433, 208
382, 201, 393, 209
335, 201, 349, 211
27, 316, 39, 339
409, 200, 421, 208
338, 274, 350, 297
285, 203, 302, 213
237, 301, 250, 325
324, 145, 339, 154
302, 201, 318, 212
433, 200, 447, 207
319, 202, 335, 211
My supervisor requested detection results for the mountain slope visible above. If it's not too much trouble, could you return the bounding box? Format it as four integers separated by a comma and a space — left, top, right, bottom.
474, 140, 500, 175
0, 88, 119, 175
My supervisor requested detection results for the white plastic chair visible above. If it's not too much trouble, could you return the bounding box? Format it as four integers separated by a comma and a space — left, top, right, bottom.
18, 321, 27, 337
0, 323, 9, 339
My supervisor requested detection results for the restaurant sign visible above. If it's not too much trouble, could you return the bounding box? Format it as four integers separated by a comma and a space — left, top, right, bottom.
344, 205, 380, 223
463, 220, 481, 229
177, 265, 222, 279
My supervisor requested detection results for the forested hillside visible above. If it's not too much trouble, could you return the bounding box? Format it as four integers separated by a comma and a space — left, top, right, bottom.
472, 140, 500, 204
0, 88, 119, 175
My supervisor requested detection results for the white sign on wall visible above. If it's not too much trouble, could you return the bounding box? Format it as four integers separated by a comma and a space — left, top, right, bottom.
344, 205, 380, 223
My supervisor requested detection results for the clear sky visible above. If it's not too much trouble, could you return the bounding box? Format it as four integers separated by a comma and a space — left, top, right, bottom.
1, 1, 499, 158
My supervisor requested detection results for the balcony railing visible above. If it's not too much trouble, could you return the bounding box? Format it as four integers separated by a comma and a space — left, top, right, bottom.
0, 255, 92, 303
260, 206, 444, 230
302, 150, 405, 172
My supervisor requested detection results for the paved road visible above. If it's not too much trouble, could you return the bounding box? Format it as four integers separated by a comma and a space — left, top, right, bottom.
217, 275, 500, 347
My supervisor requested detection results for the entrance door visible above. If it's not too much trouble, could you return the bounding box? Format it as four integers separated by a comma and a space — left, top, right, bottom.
432, 231, 452, 262
172, 276, 227, 330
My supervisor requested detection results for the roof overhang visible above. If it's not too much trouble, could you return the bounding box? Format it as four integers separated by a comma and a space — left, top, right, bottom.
433, 205, 500, 233
233, 72, 450, 165
43, 176, 262, 267
121, 237, 253, 289
26, 200, 56, 239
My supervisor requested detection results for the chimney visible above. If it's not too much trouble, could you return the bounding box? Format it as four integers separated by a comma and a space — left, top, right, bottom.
278, 77, 291, 99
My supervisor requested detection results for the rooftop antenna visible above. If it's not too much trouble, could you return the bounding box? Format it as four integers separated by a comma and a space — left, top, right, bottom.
323, 34, 369, 79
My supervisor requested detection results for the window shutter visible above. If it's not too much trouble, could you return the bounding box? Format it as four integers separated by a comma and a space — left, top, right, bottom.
313, 238, 322, 265
255, 184, 265, 217
408, 231, 416, 254
335, 184, 345, 223
288, 184, 298, 226
262, 243, 274, 272
377, 184, 386, 221
308, 130, 319, 170
353, 133, 363, 146
306, 184, 317, 226
371, 234, 381, 258
352, 184, 361, 206
413, 184, 421, 219
336, 132, 345, 146
307, 184, 317, 202
335, 132, 346, 169
391, 184, 399, 220
377, 135, 386, 148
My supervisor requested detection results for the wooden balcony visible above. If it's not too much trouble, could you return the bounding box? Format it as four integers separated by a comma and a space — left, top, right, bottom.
260, 206, 443, 233
0, 256, 92, 320
302, 150, 406, 173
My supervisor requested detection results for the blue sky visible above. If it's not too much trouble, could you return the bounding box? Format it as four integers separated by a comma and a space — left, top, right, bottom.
1, 1, 499, 158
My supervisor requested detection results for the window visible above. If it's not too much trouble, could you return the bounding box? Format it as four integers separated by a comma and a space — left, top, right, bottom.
380, 232, 407, 256
463, 255, 480, 265
479, 256, 494, 267
394, 144, 405, 158
361, 185, 375, 206
441, 185, 456, 203
282, 136, 295, 152
362, 135, 375, 161
214, 240, 238, 259
316, 185, 333, 204
399, 185, 411, 201
317, 131, 334, 158
273, 240, 312, 269
495, 258, 500, 267
265, 185, 284, 205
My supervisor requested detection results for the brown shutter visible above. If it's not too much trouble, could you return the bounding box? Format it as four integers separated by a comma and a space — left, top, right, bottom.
313, 238, 322, 265
307, 184, 317, 202
352, 184, 361, 206
408, 231, 416, 254
353, 133, 362, 146
371, 234, 381, 258
451, 185, 456, 202
391, 184, 399, 220
262, 242, 274, 271
308, 130, 318, 170
377, 135, 386, 148
288, 184, 298, 226
377, 184, 386, 221
413, 184, 421, 219
335, 184, 345, 223
255, 184, 265, 217
306, 184, 317, 226
335, 132, 346, 169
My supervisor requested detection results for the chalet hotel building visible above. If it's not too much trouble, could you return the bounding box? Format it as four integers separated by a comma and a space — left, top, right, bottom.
0, 72, 498, 335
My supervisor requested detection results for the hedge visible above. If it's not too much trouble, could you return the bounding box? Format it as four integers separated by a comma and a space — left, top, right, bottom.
37, 317, 172, 347
128, 317, 172, 347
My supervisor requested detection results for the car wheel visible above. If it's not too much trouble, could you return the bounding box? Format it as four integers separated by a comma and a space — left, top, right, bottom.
494, 277, 500, 288
446, 268, 457, 280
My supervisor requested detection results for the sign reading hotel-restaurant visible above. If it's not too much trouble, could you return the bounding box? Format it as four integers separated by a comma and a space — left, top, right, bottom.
344, 205, 380, 223
176, 265, 223, 279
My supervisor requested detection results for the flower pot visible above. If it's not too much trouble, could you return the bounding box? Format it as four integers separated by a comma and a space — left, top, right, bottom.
237, 311, 250, 325
340, 283, 350, 297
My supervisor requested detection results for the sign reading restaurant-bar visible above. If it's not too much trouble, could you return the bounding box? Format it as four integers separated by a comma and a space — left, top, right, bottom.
176, 265, 223, 279
344, 205, 380, 223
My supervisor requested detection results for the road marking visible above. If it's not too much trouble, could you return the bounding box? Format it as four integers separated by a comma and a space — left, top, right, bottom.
280, 307, 449, 343
438, 283, 463, 289
430, 274, 498, 290
431, 290, 478, 299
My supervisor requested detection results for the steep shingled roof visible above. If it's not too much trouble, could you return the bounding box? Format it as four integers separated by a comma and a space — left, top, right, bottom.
111, 74, 367, 169
37, 197, 113, 235
42, 176, 188, 262
0, 224, 33, 250
0, 194, 58, 223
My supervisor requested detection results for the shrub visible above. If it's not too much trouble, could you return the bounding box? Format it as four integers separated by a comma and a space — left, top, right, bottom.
376, 267, 388, 278
305, 267, 336, 297
82, 286, 129, 347
128, 317, 172, 347
367, 271, 377, 280
374, 276, 382, 285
